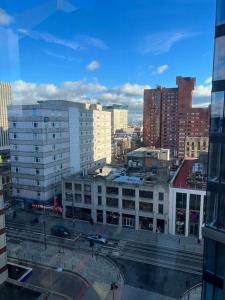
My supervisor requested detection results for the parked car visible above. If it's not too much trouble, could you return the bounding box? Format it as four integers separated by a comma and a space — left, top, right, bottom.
87, 234, 108, 245
51, 225, 70, 238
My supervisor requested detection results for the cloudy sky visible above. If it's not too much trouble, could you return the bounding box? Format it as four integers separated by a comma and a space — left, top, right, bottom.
0, 0, 215, 121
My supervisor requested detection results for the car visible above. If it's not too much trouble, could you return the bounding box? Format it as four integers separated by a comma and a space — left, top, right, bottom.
51, 225, 70, 238
87, 234, 108, 245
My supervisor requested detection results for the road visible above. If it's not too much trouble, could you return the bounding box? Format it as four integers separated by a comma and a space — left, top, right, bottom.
6, 218, 203, 275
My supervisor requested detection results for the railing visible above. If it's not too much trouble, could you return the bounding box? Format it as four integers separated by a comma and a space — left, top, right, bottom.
181, 282, 202, 300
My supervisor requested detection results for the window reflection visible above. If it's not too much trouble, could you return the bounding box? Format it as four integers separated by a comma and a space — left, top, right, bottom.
208, 143, 221, 182
213, 36, 225, 81
206, 191, 219, 228
210, 92, 224, 133
216, 0, 225, 25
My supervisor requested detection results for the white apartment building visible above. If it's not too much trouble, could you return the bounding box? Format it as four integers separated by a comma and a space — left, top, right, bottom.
8, 100, 111, 203
0, 168, 7, 284
169, 158, 206, 239
103, 105, 128, 134
62, 165, 169, 233
0, 82, 12, 150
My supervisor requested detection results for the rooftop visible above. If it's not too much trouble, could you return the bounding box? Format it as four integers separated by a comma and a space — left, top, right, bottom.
65, 164, 170, 186
172, 158, 207, 190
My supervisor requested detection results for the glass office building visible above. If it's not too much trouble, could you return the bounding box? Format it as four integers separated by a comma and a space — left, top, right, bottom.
202, 0, 225, 299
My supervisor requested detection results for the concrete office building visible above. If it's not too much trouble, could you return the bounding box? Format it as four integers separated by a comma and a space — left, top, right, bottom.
143, 77, 209, 159
202, 0, 225, 298
0, 82, 12, 151
62, 165, 169, 233
103, 104, 128, 134
8, 100, 111, 203
0, 167, 7, 285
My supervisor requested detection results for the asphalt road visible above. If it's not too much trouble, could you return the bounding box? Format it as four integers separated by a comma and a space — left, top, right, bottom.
115, 258, 201, 299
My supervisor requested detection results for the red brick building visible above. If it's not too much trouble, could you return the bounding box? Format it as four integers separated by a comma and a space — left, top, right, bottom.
143, 76, 209, 159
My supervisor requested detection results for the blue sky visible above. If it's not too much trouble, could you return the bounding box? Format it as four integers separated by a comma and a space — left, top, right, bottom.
0, 0, 216, 120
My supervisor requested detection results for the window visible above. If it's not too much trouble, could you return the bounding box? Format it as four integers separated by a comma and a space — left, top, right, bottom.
15, 156, 18, 161
210, 92, 224, 133
35, 145, 39, 151
35, 157, 40, 163
13, 134, 17, 139
216, 0, 225, 25
15, 167, 19, 173
98, 196, 102, 205
37, 192, 40, 197
106, 197, 118, 207
122, 188, 135, 197
36, 169, 39, 175
139, 202, 153, 212
33, 122, 38, 127
13, 122, 16, 127
74, 184, 81, 191
75, 194, 82, 203
123, 199, 135, 210
139, 190, 153, 199
106, 186, 118, 195
98, 185, 102, 193
65, 182, 72, 190
208, 143, 221, 182
84, 194, 91, 204
17, 189, 20, 194
53, 133, 55, 139
65, 192, 73, 201
158, 204, 163, 214
36, 180, 40, 186
213, 36, 225, 81
190, 194, 201, 210
158, 192, 164, 201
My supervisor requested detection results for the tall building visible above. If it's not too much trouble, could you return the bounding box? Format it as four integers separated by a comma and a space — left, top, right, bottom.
0, 165, 8, 285
143, 77, 209, 159
8, 100, 111, 203
184, 136, 208, 158
202, 0, 225, 299
103, 104, 128, 134
0, 82, 12, 151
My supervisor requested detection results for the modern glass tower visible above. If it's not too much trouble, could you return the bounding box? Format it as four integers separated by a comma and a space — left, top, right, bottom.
202, 0, 225, 299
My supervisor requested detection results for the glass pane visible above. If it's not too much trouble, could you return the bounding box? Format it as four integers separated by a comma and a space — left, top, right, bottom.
208, 143, 221, 182
204, 239, 216, 273
216, 0, 225, 25
206, 191, 219, 228
216, 243, 225, 277
215, 287, 224, 299
210, 92, 224, 133
203, 282, 214, 300
213, 36, 225, 81
217, 193, 225, 230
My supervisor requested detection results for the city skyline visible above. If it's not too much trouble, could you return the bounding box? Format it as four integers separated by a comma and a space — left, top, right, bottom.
0, 0, 214, 121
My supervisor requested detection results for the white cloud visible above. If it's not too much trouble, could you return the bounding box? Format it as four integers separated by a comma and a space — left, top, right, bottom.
116, 83, 150, 96
140, 31, 199, 55
0, 8, 14, 26
18, 29, 108, 51
11, 80, 146, 121
151, 64, 169, 75
86, 60, 100, 71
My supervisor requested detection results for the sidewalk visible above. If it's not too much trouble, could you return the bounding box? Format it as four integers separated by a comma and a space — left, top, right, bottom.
7, 237, 123, 300
8, 208, 203, 254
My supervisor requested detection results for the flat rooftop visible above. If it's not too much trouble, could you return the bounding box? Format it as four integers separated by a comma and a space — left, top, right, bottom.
65, 164, 170, 185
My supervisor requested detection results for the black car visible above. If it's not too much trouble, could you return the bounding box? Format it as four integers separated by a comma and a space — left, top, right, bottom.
51, 225, 70, 238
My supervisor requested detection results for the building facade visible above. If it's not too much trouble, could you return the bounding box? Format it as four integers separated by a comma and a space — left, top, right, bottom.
143, 77, 209, 159
8, 101, 111, 203
0, 82, 12, 151
103, 105, 128, 134
169, 158, 207, 240
62, 166, 169, 233
202, 0, 225, 298
185, 137, 209, 158
0, 169, 7, 285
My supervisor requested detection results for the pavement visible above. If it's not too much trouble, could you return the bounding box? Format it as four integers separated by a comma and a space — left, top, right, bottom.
7, 237, 123, 300
6, 207, 203, 254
